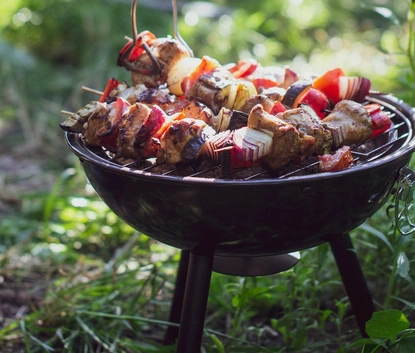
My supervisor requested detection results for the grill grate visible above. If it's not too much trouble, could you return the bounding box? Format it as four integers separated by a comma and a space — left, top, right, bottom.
82, 96, 414, 181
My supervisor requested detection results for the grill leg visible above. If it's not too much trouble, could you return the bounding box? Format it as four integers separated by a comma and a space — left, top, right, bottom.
175, 247, 214, 353
329, 233, 375, 337
164, 250, 191, 344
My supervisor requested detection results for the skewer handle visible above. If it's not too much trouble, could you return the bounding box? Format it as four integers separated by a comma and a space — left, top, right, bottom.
82, 86, 103, 96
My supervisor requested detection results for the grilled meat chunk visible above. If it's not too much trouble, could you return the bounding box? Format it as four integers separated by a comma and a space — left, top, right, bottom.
131, 37, 191, 88
157, 118, 216, 164
59, 101, 108, 133
185, 69, 253, 115
117, 103, 152, 159
323, 100, 372, 147
181, 100, 214, 125
278, 105, 333, 156
247, 104, 306, 170
240, 94, 274, 114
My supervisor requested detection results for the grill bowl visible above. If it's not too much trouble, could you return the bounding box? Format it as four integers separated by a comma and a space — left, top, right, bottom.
65, 94, 415, 256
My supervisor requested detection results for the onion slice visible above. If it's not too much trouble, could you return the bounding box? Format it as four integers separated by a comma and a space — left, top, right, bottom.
338, 76, 371, 102
232, 127, 273, 164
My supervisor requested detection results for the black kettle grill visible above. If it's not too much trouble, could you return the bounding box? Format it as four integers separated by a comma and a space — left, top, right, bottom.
65, 94, 415, 352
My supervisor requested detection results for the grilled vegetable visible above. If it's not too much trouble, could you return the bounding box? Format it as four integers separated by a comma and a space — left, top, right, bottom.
312, 68, 345, 104
200, 126, 272, 169
298, 88, 330, 119
365, 103, 392, 138
100, 78, 121, 102
281, 80, 312, 108
231, 127, 273, 167
228, 58, 259, 79
312, 68, 371, 104
319, 146, 354, 172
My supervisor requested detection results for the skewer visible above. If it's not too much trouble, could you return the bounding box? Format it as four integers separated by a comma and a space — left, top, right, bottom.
172, 0, 194, 57
82, 86, 103, 96
61, 110, 75, 116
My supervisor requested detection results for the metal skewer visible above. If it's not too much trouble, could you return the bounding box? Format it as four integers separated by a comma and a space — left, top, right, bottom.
172, 0, 194, 57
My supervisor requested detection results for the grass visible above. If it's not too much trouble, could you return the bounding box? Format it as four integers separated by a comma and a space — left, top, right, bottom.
1, 166, 415, 352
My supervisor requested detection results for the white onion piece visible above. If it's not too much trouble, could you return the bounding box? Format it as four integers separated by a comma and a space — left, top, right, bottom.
338, 76, 368, 101
232, 127, 272, 163
167, 57, 202, 96
225, 82, 238, 110
211, 107, 233, 132
240, 80, 258, 97
201, 130, 233, 160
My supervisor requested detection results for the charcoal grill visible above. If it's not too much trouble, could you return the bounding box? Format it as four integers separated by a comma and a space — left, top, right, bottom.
65, 93, 415, 352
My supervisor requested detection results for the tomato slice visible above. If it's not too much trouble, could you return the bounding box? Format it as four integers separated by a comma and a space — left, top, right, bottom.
319, 146, 354, 172
312, 68, 345, 104
252, 77, 279, 91
228, 59, 259, 78
299, 88, 330, 119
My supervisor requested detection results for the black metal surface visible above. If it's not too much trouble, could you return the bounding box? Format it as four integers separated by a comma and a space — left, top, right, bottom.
65, 94, 415, 256
213, 252, 300, 276
164, 250, 190, 345
330, 234, 376, 337
176, 250, 214, 353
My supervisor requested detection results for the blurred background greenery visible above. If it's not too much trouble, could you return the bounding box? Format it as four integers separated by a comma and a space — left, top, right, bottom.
1, 0, 415, 352
0, 0, 414, 164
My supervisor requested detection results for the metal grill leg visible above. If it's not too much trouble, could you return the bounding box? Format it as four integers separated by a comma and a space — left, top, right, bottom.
175, 248, 214, 353
330, 233, 375, 337
164, 250, 191, 344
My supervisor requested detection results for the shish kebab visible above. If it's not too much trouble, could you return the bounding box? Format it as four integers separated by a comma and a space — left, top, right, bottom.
60, 0, 392, 174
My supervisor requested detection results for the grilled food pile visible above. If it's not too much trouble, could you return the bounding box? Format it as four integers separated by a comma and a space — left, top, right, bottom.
60, 29, 392, 174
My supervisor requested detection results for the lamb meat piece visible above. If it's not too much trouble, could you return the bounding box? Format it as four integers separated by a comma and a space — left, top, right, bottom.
278, 105, 333, 156
116, 103, 152, 159
59, 101, 108, 133
81, 98, 130, 151
135, 87, 177, 112
247, 104, 307, 170
240, 94, 274, 114
323, 100, 372, 147
181, 100, 214, 125
157, 118, 216, 164
185, 69, 252, 114
131, 37, 191, 88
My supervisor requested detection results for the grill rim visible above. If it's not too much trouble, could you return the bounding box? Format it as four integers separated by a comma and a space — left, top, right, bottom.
65, 94, 415, 186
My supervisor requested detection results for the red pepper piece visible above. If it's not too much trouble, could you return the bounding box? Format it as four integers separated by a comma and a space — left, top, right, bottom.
118, 30, 157, 63
270, 101, 287, 115
252, 77, 279, 91
228, 59, 259, 78
299, 88, 330, 119
99, 78, 120, 103
312, 68, 345, 104
366, 103, 392, 138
